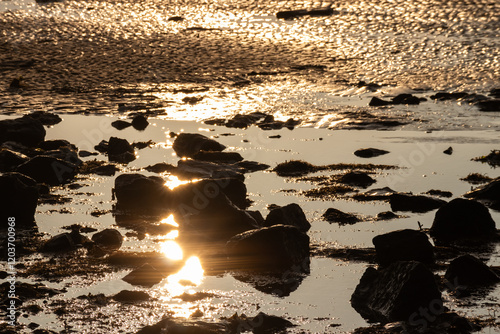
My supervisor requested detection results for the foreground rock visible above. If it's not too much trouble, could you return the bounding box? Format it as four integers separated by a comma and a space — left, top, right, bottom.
351, 261, 442, 323
430, 198, 497, 242
16, 156, 77, 186
226, 225, 309, 271
389, 193, 446, 213
0, 173, 39, 229
263, 203, 310, 232
173, 133, 226, 158
464, 177, 500, 206
0, 116, 46, 146
113, 174, 170, 214
372, 229, 435, 266
445, 254, 500, 287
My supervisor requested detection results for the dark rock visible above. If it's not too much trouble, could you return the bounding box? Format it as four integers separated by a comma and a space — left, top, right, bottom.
273, 160, 317, 176
113, 174, 170, 214
232, 269, 308, 297
192, 151, 243, 163
354, 148, 390, 158
369, 97, 392, 107
168, 16, 184, 22
0, 148, 28, 171
132, 114, 149, 130
389, 193, 446, 213
108, 137, 136, 163
0, 116, 46, 147
307, 7, 334, 17
443, 146, 453, 155
41, 146, 82, 166
235, 161, 270, 173
323, 208, 361, 225
476, 99, 500, 111
132, 140, 154, 150
464, 177, 500, 202
0, 172, 38, 229
111, 120, 132, 130
41, 230, 88, 252
276, 9, 308, 20
246, 312, 295, 334
375, 211, 398, 220
284, 118, 301, 129
37, 139, 75, 151
112, 290, 150, 303
145, 162, 176, 173
430, 198, 497, 241
340, 171, 376, 187
430, 92, 469, 100
94, 140, 108, 153
268, 134, 281, 139
16, 156, 77, 186
353, 187, 397, 201
472, 150, 500, 167
460, 173, 492, 185
445, 254, 500, 287
372, 229, 435, 266
136, 317, 226, 334
391, 94, 421, 105
247, 210, 265, 226
351, 261, 442, 323
28, 111, 62, 126
78, 160, 119, 176
424, 189, 452, 198
175, 159, 245, 181
91, 228, 123, 250
264, 203, 310, 232
172, 133, 226, 158
226, 225, 310, 271
226, 113, 264, 128
122, 263, 165, 287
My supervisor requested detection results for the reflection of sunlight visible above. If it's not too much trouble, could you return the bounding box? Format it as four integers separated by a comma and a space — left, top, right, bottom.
166, 257, 205, 296
161, 240, 183, 260
165, 230, 179, 240
160, 214, 179, 227
165, 176, 190, 190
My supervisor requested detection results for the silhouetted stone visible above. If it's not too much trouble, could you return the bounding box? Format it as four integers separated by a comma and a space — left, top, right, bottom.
0, 149, 28, 172
445, 254, 500, 287
323, 208, 360, 225
28, 111, 62, 126
108, 137, 135, 163
136, 317, 227, 334
0, 116, 46, 147
0, 172, 38, 229
389, 193, 446, 213
144, 163, 176, 173
273, 160, 317, 176
373, 229, 435, 266
113, 174, 170, 214
264, 203, 310, 232
430, 198, 497, 241
430, 92, 469, 100
464, 177, 500, 203
175, 159, 245, 181
276, 9, 309, 20
122, 263, 164, 287
247, 312, 295, 334
472, 150, 500, 167
443, 147, 453, 155
172, 133, 226, 158
354, 148, 390, 158
132, 114, 149, 130
476, 99, 500, 111
16, 156, 77, 185
111, 120, 132, 130
391, 94, 421, 105
226, 225, 310, 271
351, 261, 442, 323
91, 229, 123, 250
340, 171, 376, 187
112, 290, 150, 303
41, 230, 89, 252
192, 151, 243, 163
369, 97, 391, 106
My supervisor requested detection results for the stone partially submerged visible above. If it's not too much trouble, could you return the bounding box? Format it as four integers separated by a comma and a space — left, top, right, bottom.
351, 261, 442, 323
0, 115, 46, 147
445, 254, 500, 287
173, 133, 226, 158
263, 203, 310, 232
389, 193, 446, 213
0, 172, 39, 230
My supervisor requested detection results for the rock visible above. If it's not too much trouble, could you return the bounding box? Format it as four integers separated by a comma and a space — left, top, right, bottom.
192, 151, 243, 163
430, 92, 469, 100
235, 161, 270, 173
353, 187, 397, 201
28, 111, 62, 126
375, 211, 399, 220
430, 198, 497, 241
136, 317, 226, 334
389, 193, 446, 213
175, 159, 245, 181
472, 150, 500, 167
226, 225, 310, 271
0, 148, 29, 172
443, 146, 453, 155
0, 172, 39, 229
107, 137, 135, 163
111, 120, 132, 130
445, 254, 500, 287
340, 171, 376, 187
91, 228, 123, 250
354, 148, 390, 158
37, 139, 75, 151
226, 113, 264, 128
41, 230, 88, 252
244, 312, 295, 334
114, 174, 170, 214
391, 94, 421, 105
476, 99, 500, 111
132, 114, 149, 130
369, 97, 392, 106
464, 177, 500, 202
263, 203, 310, 232
372, 229, 435, 266
16, 156, 77, 186
232, 270, 307, 297
168, 16, 184, 22
41, 146, 82, 166
276, 9, 309, 20
351, 261, 442, 323
172, 133, 226, 158
145, 162, 176, 173
273, 160, 317, 176
425, 189, 453, 198
323, 208, 361, 225
0, 116, 46, 146
122, 263, 165, 287
112, 290, 151, 303
174, 187, 257, 241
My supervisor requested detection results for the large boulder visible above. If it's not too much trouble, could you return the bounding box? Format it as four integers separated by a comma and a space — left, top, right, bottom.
0, 172, 39, 230
0, 149, 29, 172
0, 116, 46, 146
91, 228, 123, 251
16, 156, 77, 186
226, 225, 310, 271
113, 174, 171, 214
372, 229, 435, 266
172, 133, 226, 158
430, 198, 497, 241
445, 254, 500, 287
263, 203, 310, 232
351, 261, 442, 323
390, 193, 446, 213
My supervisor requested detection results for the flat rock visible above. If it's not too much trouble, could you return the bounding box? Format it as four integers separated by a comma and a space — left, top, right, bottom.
172, 133, 226, 158
112, 290, 151, 303
340, 171, 376, 187
354, 148, 390, 158
430, 198, 497, 241
122, 263, 165, 287
0, 116, 46, 147
111, 120, 132, 130
389, 193, 446, 213
372, 229, 435, 266
192, 151, 243, 163
175, 159, 245, 181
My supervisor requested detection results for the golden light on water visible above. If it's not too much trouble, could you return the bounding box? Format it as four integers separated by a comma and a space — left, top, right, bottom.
161, 240, 183, 260
160, 214, 179, 227
165, 256, 205, 297
164, 175, 190, 190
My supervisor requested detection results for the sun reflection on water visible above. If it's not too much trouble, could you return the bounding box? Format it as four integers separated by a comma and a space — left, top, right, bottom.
161, 240, 183, 261
164, 257, 205, 298
160, 214, 179, 227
